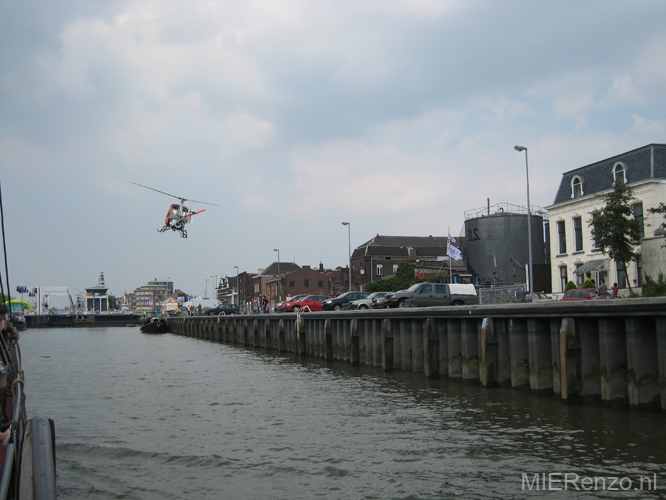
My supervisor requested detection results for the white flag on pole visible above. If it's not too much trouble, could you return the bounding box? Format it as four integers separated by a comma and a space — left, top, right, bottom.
447, 243, 462, 261
448, 231, 456, 244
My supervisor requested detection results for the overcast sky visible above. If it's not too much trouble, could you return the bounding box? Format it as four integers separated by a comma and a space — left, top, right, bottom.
2, 0, 665, 303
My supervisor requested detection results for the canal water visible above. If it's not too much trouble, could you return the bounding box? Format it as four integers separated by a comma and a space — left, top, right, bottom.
20, 327, 666, 499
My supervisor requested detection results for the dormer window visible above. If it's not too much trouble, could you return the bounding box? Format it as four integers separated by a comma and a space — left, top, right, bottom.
613, 162, 627, 184
571, 176, 584, 198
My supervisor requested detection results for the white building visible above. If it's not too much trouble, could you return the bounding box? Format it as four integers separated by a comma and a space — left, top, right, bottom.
546, 144, 666, 295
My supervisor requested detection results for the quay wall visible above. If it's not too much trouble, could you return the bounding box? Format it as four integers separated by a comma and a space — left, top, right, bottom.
25, 314, 141, 329
168, 298, 666, 411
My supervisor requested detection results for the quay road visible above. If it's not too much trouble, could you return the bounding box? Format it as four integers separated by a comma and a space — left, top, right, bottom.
168, 297, 666, 412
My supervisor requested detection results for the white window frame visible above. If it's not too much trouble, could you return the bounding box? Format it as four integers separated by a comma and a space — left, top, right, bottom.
376, 264, 384, 276
613, 162, 627, 184
571, 175, 584, 198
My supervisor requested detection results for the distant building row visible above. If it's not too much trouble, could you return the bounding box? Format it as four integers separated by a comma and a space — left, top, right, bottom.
120, 143, 665, 312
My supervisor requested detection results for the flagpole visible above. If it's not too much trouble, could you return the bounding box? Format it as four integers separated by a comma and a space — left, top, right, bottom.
448, 227, 452, 283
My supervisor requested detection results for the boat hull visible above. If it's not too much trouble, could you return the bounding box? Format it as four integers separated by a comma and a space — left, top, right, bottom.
140, 319, 170, 334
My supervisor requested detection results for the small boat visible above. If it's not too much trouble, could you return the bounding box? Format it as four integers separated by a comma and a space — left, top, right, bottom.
140, 317, 170, 334
10, 313, 26, 332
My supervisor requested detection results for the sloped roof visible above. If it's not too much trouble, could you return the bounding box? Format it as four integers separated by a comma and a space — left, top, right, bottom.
352, 235, 465, 259
262, 262, 301, 275
550, 143, 666, 206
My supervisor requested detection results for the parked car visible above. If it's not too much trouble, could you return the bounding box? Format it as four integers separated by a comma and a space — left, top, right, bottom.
321, 292, 369, 311
275, 294, 309, 313
204, 303, 240, 315
370, 294, 390, 309
561, 288, 609, 301
512, 291, 554, 303
347, 292, 388, 310
385, 283, 478, 308
283, 295, 331, 312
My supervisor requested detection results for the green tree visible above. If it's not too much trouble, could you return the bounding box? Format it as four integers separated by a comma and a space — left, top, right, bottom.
648, 202, 666, 247
364, 262, 420, 293
564, 281, 577, 293
642, 272, 666, 297
108, 295, 116, 310
588, 180, 641, 294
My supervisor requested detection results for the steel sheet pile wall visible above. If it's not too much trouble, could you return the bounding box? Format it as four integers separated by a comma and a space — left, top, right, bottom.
168, 298, 666, 411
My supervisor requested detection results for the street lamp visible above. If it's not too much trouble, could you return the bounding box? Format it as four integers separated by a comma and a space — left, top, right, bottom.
233, 267, 239, 306
514, 145, 533, 293
342, 222, 351, 292
273, 249, 280, 303
210, 275, 216, 301
205, 278, 209, 299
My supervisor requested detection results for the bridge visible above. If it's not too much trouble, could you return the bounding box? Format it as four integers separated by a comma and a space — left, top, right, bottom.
168, 298, 666, 412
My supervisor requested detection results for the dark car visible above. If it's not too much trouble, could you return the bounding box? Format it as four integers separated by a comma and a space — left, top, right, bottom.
561, 289, 609, 301
283, 295, 331, 312
321, 292, 369, 311
204, 303, 240, 315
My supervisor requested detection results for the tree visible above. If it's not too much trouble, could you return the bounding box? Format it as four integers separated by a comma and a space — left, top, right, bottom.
648, 202, 666, 247
642, 272, 666, 297
588, 180, 641, 294
364, 262, 420, 293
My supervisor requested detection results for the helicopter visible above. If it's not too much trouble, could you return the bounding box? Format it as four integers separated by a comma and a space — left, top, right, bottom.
132, 182, 221, 238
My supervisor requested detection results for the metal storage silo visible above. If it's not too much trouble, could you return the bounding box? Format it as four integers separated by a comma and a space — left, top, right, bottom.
464, 202, 548, 286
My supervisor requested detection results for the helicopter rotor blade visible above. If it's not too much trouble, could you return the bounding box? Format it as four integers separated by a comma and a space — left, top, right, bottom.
183, 199, 223, 207
131, 182, 182, 200
132, 182, 224, 207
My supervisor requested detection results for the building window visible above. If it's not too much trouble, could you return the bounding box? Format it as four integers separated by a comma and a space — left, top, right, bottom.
557, 221, 567, 254
304, 279, 310, 288
289, 281, 295, 288
318, 280, 324, 288
613, 162, 627, 184
393, 264, 399, 273
591, 212, 599, 249
571, 176, 584, 198
617, 262, 627, 289
636, 257, 643, 287
573, 217, 583, 252
575, 263, 584, 287
560, 266, 568, 292
376, 264, 384, 276
633, 202, 644, 239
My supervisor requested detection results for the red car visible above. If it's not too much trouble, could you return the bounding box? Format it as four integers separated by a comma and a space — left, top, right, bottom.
561, 288, 608, 301
275, 294, 309, 312
283, 295, 331, 312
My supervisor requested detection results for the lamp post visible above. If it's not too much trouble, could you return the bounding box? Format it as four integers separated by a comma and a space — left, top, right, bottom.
233, 267, 239, 306
342, 222, 351, 292
514, 145, 533, 293
210, 275, 216, 302
205, 278, 209, 299
273, 249, 280, 303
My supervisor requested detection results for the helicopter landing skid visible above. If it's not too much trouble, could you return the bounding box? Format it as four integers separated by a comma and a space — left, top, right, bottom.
157, 226, 188, 238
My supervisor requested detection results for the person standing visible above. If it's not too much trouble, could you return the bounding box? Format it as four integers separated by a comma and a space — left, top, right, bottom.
599, 279, 608, 295
262, 295, 269, 313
